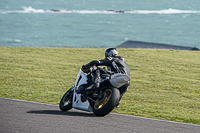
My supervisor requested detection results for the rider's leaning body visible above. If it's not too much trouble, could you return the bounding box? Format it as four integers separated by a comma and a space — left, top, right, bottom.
86, 55, 130, 76
82, 48, 130, 91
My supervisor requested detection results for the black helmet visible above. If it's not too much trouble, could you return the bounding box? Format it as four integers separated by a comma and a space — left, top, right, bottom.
105, 48, 118, 57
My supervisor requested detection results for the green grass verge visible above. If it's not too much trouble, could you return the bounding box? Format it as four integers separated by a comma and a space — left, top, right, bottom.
0, 47, 200, 124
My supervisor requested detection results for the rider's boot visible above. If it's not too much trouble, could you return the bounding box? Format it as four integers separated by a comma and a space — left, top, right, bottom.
87, 67, 100, 92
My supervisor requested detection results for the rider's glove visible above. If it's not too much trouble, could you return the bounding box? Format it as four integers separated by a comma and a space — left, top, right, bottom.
81, 65, 90, 73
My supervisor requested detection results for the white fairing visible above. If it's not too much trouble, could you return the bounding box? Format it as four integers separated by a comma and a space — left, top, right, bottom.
71, 69, 130, 112
72, 69, 93, 112
110, 74, 130, 88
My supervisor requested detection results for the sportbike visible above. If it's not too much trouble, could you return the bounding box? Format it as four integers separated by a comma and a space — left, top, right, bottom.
59, 67, 130, 116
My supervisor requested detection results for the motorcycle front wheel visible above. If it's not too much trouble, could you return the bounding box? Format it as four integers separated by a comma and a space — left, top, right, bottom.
59, 87, 74, 111
92, 87, 120, 116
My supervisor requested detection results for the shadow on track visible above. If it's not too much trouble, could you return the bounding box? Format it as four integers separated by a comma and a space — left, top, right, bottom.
27, 110, 95, 117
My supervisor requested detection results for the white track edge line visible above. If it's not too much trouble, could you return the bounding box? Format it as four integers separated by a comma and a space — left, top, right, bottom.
111, 113, 200, 127
1, 97, 199, 127
0, 97, 58, 107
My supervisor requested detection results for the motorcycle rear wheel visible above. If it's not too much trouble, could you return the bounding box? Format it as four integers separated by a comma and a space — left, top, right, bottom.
92, 87, 120, 116
59, 87, 73, 111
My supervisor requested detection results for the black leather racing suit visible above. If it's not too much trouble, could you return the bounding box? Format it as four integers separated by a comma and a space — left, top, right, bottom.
86, 56, 130, 91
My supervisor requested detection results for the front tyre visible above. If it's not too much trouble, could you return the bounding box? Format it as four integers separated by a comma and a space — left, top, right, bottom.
59, 87, 74, 111
92, 87, 120, 116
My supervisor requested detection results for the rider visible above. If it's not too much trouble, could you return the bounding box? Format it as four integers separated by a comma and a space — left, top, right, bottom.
81, 48, 130, 96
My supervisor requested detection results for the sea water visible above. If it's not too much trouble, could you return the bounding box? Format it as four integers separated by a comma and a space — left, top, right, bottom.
0, 0, 200, 48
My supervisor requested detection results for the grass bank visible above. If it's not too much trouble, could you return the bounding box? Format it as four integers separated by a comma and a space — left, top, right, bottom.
0, 47, 200, 124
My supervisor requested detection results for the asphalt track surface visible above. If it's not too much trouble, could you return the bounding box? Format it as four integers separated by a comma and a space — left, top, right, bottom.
1, 97, 199, 133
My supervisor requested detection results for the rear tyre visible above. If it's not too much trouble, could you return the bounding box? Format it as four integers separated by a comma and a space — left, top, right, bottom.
92, 87, 120, 116
59, 87, 74, 111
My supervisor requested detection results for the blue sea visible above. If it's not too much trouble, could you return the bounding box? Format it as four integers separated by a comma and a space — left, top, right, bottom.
1, 0, 200, 48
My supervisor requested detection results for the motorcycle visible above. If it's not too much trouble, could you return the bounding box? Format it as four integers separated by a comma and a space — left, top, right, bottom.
59, 68, 130, 116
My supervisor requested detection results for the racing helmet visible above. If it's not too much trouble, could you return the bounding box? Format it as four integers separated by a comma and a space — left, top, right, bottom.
105, 48, 118, 57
